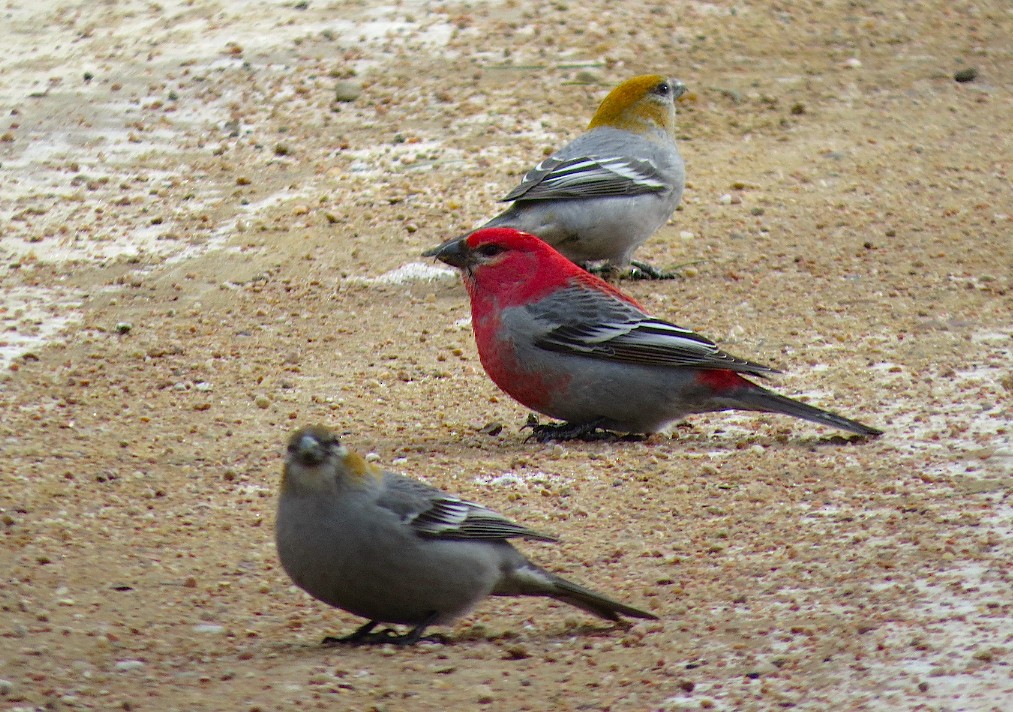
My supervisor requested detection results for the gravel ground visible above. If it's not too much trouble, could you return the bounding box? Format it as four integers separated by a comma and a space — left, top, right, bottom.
1, 1, 1011, 710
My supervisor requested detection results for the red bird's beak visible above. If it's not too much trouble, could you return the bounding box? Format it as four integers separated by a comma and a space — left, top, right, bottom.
425, 236, 472, 270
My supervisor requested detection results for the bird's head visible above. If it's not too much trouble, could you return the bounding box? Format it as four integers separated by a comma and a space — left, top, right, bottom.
287, 425, 341, 466
427, 228, 582, 308
587, 75, 686, 137
282, 425, 379, 493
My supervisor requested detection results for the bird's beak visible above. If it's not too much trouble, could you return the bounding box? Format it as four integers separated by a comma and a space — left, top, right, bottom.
295, 434, 327, 466
672, 80, 688, 101
423, 236, 471, 269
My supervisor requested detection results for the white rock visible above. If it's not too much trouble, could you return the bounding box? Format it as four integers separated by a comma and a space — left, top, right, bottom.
193, 623, 225, 634
114, 660, 145, 672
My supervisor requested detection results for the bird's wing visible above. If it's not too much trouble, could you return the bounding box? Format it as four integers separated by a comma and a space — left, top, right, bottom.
501, 155, 668, 202
377, 473, 557, 542
529, 287, 779, 376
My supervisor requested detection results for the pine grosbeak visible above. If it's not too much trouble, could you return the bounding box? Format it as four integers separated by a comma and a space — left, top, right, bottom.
427, 74, 686, 278
430, 228, 883, 442
276, 425, 656, 646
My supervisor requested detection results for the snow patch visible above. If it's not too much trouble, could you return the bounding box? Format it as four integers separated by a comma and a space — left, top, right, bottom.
474, 470, 571, 489
344, 262, 456, 285
0, 286, 85, 370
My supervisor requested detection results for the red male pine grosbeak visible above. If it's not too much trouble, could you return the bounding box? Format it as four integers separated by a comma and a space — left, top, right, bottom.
430, 228, 883, 442
276, 425, 656, 646
427, 75, 686, 278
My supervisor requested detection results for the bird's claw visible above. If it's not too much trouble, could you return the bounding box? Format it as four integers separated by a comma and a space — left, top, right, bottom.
521, 415, 643, 443
322, 614, 447, 647
323, 628, 397, 647
627, 260, 678, 280
587, 261, 681, 281
323, 627, 446, 647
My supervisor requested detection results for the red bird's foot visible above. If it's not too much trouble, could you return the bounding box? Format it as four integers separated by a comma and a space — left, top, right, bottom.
522, 415, 645, 443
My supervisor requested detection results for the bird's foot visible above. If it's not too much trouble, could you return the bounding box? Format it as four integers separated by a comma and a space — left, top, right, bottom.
586, 263, 623, 279
586, 261, 683, 280
629, 259, 712, 280
626, 260, 680, 280
615, 259, 711, 280
522, 415, 643, 443
322, 616, 446, 647
322, 620, 383, 646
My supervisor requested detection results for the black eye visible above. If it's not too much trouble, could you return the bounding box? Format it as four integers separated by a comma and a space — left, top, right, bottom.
476, 244, 503, 257
653, 81, 670, 96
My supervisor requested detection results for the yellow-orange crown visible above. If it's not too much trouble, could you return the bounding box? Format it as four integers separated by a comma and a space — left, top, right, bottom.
586, 75, 675, 135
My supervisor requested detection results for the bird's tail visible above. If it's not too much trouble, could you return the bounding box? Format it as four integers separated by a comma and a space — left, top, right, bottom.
496, 564, 657, 622
731, 385, 882, 437
548, 575, 658, 621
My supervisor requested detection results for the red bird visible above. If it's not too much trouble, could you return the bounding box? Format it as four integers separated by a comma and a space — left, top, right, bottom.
431, 228, 882, 442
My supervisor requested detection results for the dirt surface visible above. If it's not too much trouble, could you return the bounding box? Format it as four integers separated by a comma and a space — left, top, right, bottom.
1, 1, 1011, 710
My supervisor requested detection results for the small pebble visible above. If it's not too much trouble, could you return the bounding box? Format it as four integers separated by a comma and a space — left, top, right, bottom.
334, 81, 361, 102
193, 624, 225, 634
255, 395, 271, 409
504, 644, 530, 660
474, 684, 495, 704
953, 67, 977, 83
479, 421, 503, 436
114, 660, 145, 672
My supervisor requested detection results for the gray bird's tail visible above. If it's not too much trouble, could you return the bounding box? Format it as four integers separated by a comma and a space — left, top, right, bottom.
732, 386, 882, 437
496, 564, 657, 622
548, 575, 658, 621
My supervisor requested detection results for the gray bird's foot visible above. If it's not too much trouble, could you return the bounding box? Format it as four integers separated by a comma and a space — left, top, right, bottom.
321, 620, 382, 646
323, 616, 447, 647
585, 263, 622, 279
586, 261, 683, 281
522, 415, 644, 443
626, 260, 680, 280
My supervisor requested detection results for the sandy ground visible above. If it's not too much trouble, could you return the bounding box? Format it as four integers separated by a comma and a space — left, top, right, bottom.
1, 0, 1011, 710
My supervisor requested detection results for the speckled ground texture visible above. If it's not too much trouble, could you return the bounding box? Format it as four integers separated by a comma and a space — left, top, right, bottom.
1, 1, 1011, 710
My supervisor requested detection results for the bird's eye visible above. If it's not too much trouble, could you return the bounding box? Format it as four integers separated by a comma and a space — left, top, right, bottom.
476, 244, 503, 258
654, 81, 670, 96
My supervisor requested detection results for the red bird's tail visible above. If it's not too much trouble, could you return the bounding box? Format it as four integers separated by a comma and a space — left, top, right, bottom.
731, 385, 882, 437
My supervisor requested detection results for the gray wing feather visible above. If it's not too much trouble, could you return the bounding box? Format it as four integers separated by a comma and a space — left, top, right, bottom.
529, 287, 778, 376
502, 155, 669, 202
377, 473, 557, 543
